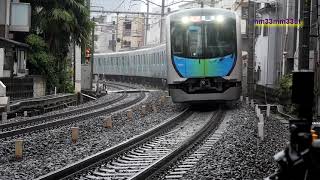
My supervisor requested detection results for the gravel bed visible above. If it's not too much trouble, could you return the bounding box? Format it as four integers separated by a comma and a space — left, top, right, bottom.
5, 93, 122, 124
105, 81, 146, 89
0, 91, 185, 180
183, 103, 289, 180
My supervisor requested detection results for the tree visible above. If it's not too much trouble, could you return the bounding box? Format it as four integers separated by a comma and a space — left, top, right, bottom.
25, 34, 58, 91
22, 0, 94, 92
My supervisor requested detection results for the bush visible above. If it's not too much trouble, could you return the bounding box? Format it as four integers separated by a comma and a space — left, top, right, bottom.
276, 74, 292, 103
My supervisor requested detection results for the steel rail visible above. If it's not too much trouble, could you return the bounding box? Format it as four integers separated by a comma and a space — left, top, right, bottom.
0, 92, 146, 139
35, 108, 192, 180
130, 109, 224, 180
0, 93, 127, 131
0, 83, 133, 132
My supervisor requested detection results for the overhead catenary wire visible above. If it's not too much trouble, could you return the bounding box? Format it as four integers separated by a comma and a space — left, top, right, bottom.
114, 0, 127, 11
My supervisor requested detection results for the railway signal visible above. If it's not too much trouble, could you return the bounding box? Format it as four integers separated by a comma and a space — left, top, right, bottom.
85, 48, 91, 64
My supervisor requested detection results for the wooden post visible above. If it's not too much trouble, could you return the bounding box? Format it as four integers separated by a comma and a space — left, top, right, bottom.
71, 127, 79, 143
160, 95, 166, 104
259, 113, 264, 123
152, 104, 157, 113
258, 122, 264, 140
104, 116, 112, 128
2, 112, 7, 123
127, 109, 133, 120
266, 104, 271, 117
250, 99, 254, 108
15, 139, 23, 159
257, 108, 261, 118
141, 105, 146, 116
24, 111, 28, 117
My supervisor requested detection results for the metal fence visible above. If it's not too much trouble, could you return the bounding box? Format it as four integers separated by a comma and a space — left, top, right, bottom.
0, 77, 34, 101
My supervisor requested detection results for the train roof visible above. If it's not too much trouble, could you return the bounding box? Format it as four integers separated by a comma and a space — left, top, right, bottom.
95, 44, 166, 56
168, 8, 236, 19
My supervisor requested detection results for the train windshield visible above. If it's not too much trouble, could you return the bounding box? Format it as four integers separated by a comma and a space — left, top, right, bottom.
171, 18, 236, 59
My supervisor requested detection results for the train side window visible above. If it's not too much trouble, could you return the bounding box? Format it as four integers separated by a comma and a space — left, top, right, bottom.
172, 26, 184, 55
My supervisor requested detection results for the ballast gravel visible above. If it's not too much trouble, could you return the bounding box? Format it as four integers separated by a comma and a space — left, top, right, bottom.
0, 91, 184, 180
183, 103, 289, 180
7, 92, 122, 124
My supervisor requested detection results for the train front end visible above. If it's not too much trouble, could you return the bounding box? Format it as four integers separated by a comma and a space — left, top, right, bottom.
166, 8, 242, 103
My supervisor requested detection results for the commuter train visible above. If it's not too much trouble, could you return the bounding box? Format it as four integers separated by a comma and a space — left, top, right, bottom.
94, 8, 241, 103
166, 8, 242, 103
94, 45, 166, 79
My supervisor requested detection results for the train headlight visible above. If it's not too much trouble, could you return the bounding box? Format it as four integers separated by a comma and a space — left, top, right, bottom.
182, 16, 189, 24
216, 15, 224, 23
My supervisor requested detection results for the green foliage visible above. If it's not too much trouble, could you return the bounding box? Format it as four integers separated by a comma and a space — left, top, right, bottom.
26, 34, 59, 91
276, 74, 292, 100
22, 0, 93, 93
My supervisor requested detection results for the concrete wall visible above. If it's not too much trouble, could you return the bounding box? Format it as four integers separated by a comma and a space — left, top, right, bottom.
33, 76, 46, 97
255, 3, 287, 88
75, 45, 81, 93
81, 64, 91, 90
0, 48, 4, 77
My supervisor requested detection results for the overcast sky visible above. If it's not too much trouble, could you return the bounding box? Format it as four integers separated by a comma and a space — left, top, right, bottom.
91, 0, 185, 13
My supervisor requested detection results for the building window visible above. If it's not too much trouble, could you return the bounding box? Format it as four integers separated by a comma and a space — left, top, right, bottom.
123, 21, 132, 36
263, 26, 268, 36
122, 40, 131, 48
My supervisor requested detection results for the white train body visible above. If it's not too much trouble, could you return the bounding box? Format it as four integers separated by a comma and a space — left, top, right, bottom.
166, 8, 242, 103
93, 8, 242, 103
94, 45, 166, 79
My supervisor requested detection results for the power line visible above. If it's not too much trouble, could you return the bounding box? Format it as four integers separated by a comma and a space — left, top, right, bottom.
113, 0, 127, 11
90, 9, 162, 15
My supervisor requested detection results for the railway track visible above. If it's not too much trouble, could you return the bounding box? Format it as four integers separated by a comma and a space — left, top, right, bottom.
36, 108, 225, 180
0, 92, 146, 139
0, 83, 136, 134
0, 83, 132, 132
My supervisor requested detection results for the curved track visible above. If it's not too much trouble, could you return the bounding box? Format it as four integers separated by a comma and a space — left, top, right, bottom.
36, 108, 225, 180
0, 83, 146, 139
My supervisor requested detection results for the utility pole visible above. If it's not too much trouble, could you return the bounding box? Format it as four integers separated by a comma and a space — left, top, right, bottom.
145, 0, 149, 46
90, 19, 95, 90
160, 0, 165, 43
247, 1, 255, 99
298, 0, 311, 70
